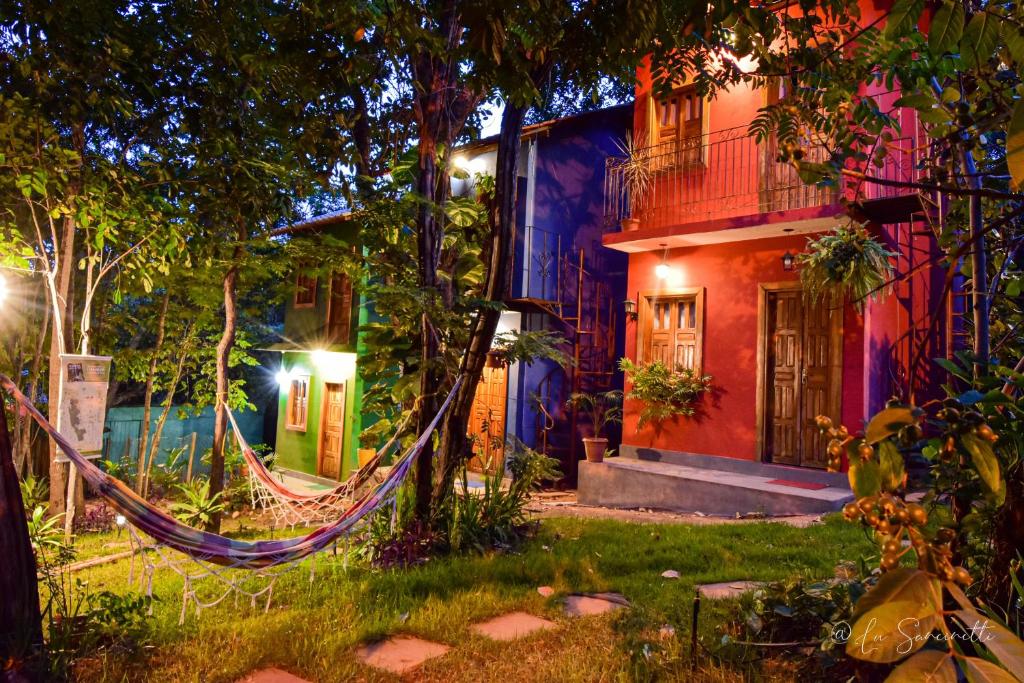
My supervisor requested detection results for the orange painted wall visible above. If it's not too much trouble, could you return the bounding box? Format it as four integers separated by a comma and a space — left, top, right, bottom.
621, 235, 866, 461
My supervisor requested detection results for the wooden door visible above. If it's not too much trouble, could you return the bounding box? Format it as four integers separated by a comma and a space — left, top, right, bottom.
318, 382, 346, 480
764, 290, 839, 468
467, 364, 508, 474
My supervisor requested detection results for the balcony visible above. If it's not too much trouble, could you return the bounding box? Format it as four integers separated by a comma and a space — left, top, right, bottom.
603, 125, 923, 251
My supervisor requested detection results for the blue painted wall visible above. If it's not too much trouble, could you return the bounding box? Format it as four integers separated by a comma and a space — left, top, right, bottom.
511, 104, 632, 452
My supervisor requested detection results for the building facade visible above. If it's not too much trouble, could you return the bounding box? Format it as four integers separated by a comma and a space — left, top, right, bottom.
454, 105, 632, 483
579, 4, 949, 514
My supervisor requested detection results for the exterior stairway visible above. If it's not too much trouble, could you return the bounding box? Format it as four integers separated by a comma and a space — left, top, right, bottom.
578, 446, 853, 516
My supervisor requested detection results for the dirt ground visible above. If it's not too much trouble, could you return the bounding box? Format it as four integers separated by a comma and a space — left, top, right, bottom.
525, 491, 825, 528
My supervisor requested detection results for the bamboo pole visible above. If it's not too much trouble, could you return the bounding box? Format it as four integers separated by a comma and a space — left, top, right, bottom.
186, 431, 197, 482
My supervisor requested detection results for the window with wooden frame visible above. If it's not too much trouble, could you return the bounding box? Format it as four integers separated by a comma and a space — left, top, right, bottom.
285, 375, 310, 431
294, 270, 317, 308
327, 272, 353, 345
653, 85, 704, 167
638, 289, 705, 372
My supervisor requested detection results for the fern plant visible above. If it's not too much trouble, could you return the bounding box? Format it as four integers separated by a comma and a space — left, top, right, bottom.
798, 221, 896, 310
619, 358, 712, 429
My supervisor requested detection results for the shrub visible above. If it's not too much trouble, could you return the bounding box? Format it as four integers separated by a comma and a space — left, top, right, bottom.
619, 358, 712, 428
169, 479, 225, 528
19, 473, 49, 510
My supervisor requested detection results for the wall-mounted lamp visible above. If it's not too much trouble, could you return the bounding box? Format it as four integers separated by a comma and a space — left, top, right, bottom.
623, 299, 638, 322
781, 251, 796, 272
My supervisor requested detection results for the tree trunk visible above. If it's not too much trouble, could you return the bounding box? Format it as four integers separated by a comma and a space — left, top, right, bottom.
19, 302, 50, 478
143, 338, 189, 498
136, 291, 170, 493
0, 400, 44, 671
208, 249, 241, 532
434, 101, 530, 504
47, 212, 77, 518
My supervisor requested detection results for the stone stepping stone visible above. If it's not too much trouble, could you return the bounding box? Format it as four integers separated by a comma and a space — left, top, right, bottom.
471, 611, 557, 641
237, 668, 312, 683
355, 636, 450, 674
697, 581, 762, 599
563, 592, 630, 616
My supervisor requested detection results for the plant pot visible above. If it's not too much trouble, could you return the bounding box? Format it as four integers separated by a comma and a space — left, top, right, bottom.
582, 437, 609, 463
357, 448, 376, 468
620, 217, 641, 232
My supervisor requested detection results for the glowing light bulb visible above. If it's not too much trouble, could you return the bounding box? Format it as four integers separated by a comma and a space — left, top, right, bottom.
312, 349, 329, 366
655, 263, 672, 280
275, 368, 292, 387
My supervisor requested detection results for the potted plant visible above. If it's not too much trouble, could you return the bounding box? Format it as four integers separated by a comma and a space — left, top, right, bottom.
358, 420, 390, 468
619, 358, 712, 428
798, 220, 896, 310
614, 135, 652, 232
566, 390, 623, 463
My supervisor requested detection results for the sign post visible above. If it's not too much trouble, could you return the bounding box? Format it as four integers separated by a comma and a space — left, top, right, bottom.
57, 354, 111, 538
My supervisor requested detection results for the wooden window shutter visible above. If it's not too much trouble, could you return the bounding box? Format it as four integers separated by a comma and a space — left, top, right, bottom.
328, 273, 353, 344
639, 290, 704, 372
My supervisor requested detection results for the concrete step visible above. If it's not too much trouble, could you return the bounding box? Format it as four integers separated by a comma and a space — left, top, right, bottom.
619, 445, 849, 487
578, 457, 853, 517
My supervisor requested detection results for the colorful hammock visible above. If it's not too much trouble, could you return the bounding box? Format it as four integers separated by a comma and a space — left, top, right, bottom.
224, 404, 410, 528
0, 374, 460, 570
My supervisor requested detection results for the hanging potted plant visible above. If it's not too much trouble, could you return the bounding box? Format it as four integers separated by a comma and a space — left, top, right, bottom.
614, 135, 652, 232
566, 390, 623, 463
798, 220, 897, 310
619, 358, 712, 428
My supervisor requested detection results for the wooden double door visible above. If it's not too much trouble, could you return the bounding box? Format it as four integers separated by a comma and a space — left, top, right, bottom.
761, 287, 842, 468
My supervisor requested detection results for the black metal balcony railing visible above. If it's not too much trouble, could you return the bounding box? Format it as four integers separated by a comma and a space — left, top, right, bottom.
603, 125, 921, 231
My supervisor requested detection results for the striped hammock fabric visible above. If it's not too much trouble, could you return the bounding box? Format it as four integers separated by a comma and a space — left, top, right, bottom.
0, 374, 460, 569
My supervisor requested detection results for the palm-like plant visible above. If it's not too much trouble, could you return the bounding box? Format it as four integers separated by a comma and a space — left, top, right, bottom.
614, 134, 652, 221
565, 390, 623, 437
169, 479, 225, 528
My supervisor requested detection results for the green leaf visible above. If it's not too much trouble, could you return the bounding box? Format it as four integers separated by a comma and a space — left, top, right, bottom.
1004, 23, 1024, 64
878, 440, 905, 491
884, 0, 924, 39
894, 93, 937, 110
929, 1, 965, 54
960, 12, 998, 67
849, 457, 881, 497
953, 610, 1024, 681
960, 433, 1001, 496
853, 568, 941, 621
847, 601, 940, 663
961, 657, 1019, 683
866, 407, 917, 444
1008, 98, 1024, 192
885, 649, 957, 682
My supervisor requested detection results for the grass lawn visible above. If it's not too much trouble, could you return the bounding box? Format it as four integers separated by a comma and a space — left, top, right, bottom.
68, 515, 875, 682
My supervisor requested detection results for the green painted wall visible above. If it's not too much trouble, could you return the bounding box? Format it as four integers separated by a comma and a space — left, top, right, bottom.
274, 350, 364, 479
272, 219, 368, 480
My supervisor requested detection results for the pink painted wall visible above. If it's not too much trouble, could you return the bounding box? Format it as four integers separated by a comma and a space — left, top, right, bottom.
621, 235, 867, 462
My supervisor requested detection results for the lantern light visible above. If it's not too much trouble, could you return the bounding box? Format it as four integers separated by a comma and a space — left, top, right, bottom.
623, 299, 638, 321
275, 368, 293, 387
781, 251, 796, 271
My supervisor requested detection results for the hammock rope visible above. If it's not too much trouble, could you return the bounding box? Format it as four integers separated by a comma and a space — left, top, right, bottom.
224, 403, 414, 528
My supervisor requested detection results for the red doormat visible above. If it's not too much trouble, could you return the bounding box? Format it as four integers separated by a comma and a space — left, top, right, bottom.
767, 479, 829, 490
